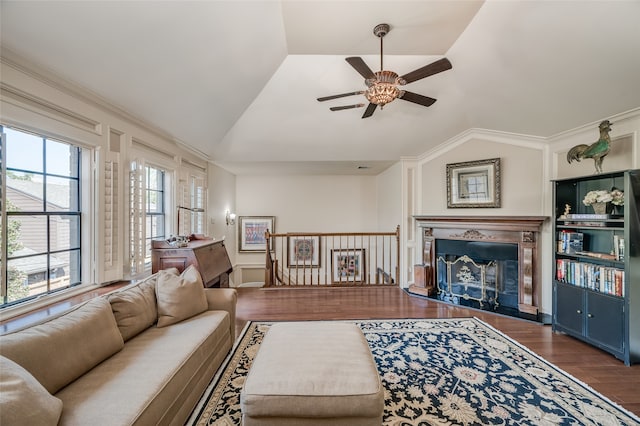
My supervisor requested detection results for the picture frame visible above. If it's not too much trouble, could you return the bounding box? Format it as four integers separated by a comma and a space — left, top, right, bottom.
238, 216, 275, 252
446, 158, 501, 208
331, 249, 366, 283
287, 236, 321, 268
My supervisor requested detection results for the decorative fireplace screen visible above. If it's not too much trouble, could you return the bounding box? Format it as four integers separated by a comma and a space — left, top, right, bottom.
437, 255, 497, 308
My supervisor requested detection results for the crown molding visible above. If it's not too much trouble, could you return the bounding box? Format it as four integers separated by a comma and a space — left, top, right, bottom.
400, 127, 547, 164
1, 49, 211, 162
547, 107, 640, 142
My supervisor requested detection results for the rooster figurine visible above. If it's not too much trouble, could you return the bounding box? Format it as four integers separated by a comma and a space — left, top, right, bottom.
567, 120, 612, 174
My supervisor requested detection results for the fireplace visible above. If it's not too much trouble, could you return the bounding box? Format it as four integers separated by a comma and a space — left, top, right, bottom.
411, 216, 547, 320
436, 240, 518, 312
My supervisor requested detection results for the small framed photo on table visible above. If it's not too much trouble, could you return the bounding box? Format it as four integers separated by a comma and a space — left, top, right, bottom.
238, 216, 275, 252
446, 158, 501, 208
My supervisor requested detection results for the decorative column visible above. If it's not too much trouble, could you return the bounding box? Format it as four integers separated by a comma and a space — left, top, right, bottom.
409, 227, 435, 296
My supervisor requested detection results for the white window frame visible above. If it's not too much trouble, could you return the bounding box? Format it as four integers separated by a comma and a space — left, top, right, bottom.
0, 125, 94, 307
128, 147, 175, 277
177, 171, 207, 236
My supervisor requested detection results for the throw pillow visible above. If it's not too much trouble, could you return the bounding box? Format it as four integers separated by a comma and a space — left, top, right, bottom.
0, 356, 63, 425
0, 298, 124, 394
108, 278, 159, 341
156, 265, 208, 327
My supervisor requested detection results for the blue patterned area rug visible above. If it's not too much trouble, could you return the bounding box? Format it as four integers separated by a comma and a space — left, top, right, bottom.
188, 318, 639, 425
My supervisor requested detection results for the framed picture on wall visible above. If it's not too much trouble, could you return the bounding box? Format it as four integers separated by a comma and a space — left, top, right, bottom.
331, 249, 365, 283
238, 216, 275, 252
287, 236, 321, 268
446, 158, 501, 208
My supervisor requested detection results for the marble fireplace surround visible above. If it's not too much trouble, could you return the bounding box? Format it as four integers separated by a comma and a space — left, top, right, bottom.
412, 216, 547, 315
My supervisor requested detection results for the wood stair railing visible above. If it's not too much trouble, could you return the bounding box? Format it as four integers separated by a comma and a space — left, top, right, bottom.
264, 227, 399, 287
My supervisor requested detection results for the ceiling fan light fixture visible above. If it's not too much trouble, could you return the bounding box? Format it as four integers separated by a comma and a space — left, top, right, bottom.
317, 23, 452, 118
365, 70, 401, 106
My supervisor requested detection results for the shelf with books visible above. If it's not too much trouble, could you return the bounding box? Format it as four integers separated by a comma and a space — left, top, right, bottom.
557, 221, 623, 229
555, 251, 623, 266
554, 258, 624, 297
551, 169, 639, 365
556, 229, 625, 261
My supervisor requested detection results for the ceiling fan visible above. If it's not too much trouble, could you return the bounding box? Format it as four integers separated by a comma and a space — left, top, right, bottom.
317, 23, 452, 119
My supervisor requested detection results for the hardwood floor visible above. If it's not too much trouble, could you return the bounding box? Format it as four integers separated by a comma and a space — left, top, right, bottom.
236, 286, 640, 416
3, 284, 639, 415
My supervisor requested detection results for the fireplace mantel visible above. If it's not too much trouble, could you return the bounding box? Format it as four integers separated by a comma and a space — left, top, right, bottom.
412, 215, 547, 316
413, 216, 547, 232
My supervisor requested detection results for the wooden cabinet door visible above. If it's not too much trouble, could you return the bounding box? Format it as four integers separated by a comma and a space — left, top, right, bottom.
586, 292, 624, 354
555, 282, 584, 336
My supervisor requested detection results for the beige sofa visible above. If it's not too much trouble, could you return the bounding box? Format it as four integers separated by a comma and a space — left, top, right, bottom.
0, 266, 237, 426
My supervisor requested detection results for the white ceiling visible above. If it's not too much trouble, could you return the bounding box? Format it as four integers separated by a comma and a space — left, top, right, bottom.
2, 1, 640, 175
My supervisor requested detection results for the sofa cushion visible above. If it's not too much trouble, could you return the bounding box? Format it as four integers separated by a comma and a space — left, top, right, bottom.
55, 310, 231, 425
156, 265, 208, 327
109, 273, 164, 341
0, 298, 124, 394
0, 355, 63, 426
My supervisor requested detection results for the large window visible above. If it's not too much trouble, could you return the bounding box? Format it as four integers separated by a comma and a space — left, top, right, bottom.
1, 126, 81, 307
177, 175, 206, 236
144, 165, 165, 264
129, 160, 168, 275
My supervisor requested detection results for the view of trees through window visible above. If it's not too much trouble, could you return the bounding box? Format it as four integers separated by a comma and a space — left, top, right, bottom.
1, 126, 81, 307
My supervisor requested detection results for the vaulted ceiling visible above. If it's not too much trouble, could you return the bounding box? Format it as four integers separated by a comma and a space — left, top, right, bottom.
2, 1, 640, 175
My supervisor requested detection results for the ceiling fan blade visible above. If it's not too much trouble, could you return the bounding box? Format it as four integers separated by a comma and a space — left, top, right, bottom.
346, 57, 376, 80
317, 91, 364, 102
399, 91, 437, 107
361, 103, 378, 119
330, 103, 365, 111
399, 58, 452, 85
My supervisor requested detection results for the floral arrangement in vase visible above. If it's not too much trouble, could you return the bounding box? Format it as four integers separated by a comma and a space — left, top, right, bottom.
582, 190, 613, 206
582, 189, 624, 215
610, 188, 624, 206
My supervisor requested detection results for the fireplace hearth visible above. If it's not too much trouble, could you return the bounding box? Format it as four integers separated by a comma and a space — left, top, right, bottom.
411, 216, 547, 321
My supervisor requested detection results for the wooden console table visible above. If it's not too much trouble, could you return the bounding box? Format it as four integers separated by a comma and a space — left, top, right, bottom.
151, 239, 232, 288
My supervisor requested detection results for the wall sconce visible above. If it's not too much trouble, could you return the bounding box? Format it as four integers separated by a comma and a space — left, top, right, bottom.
226, 210, 236, 226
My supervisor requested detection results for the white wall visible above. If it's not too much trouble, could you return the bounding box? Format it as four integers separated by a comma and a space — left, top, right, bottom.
420, 139, 545, 215
234, 174, 380, 281
236, 174, 378, 232
207, 163, 237, 262
376, 162, 402, 231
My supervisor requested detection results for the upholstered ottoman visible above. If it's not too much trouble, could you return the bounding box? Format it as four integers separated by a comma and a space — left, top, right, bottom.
240, 322, 384, 426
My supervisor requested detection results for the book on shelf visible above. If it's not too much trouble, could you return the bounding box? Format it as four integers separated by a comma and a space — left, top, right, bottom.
556, 231, 583, 254
573, 251, 617, 260
563, 213, 620, 220
564, 221, 608, 227
556, 258, 624, 297
614, 235, 625, 261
